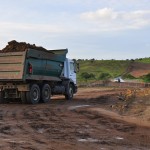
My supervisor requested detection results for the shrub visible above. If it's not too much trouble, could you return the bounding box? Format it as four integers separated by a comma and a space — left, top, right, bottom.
98, 72, 111, 80
80, 72, 95, 81
142, 73, 150, 83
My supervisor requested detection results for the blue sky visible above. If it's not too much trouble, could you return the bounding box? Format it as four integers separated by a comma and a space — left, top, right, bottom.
0, 0, 150, 59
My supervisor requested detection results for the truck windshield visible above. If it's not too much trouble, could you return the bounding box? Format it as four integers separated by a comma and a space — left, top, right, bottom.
70, 61, 79, 73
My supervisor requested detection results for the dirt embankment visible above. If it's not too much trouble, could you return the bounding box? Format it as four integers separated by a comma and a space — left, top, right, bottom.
0, 40, 47, 53
127, 62, 150, 77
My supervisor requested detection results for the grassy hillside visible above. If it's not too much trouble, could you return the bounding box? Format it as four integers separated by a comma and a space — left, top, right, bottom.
77, 59, 131, 82
77, 58, 150, 83
135, 57, 150, 63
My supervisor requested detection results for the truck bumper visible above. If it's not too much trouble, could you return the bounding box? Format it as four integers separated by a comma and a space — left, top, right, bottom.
0, 84, 29, 92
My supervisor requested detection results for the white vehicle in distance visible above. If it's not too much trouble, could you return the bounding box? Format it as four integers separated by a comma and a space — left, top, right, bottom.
113, 77, 125, 83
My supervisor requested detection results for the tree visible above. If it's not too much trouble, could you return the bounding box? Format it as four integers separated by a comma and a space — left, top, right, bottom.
90, 58, 95, 63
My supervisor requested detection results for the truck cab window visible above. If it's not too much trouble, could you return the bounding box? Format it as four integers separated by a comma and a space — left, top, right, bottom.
70, 62, 75, 72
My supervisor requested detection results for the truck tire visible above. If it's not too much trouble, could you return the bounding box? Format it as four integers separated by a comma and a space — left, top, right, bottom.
65, 84, 74, 100
41, 84, 51, 103
26, 84, 40, 104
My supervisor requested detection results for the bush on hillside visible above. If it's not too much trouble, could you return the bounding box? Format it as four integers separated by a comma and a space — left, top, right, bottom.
98, 72, 111, 80
142, 73, 150, 83
80, 72, 95, 81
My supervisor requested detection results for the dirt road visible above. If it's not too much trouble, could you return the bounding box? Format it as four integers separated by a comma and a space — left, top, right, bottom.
0, 87, 150, 150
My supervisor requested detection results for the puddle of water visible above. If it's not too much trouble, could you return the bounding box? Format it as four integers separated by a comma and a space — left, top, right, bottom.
68, 105, 90, 110
2, 139, 11, 141
37, 128, 44, 134
9, 140, 26, 144
115, 136, 124, 140
78, 138, 99, 143
3, 139, 26, 144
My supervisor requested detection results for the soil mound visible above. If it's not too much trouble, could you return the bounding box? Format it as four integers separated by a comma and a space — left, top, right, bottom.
0, 40, 47, 53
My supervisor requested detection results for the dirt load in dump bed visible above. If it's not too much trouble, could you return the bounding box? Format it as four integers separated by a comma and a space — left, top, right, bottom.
0, 40, 47, 53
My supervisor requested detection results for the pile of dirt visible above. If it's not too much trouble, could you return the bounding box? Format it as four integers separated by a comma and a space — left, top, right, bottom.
0, 40, 47, 53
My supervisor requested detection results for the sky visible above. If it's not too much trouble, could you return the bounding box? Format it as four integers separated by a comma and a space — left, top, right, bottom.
0, 0, 150, 60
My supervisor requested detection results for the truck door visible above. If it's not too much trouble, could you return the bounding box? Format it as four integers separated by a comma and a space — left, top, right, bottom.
63, 59, 77, 84
68, 60, 76, 84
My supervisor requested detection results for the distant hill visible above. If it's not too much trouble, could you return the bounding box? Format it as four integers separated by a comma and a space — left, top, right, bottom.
77, 58, 150, 82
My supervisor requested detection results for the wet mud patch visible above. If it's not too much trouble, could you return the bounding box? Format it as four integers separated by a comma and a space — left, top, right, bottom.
29, 122, 50, 133
0, 125, 13, 135
23, 111, 41, 120
33, 139, 46, 144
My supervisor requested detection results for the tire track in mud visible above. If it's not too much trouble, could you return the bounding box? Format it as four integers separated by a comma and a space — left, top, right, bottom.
75, 108, 137, 132
0, 105, 47, 149
73, 106, 150, 149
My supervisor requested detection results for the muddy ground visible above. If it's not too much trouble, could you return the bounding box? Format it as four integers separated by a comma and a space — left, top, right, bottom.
0, 87, 150, 150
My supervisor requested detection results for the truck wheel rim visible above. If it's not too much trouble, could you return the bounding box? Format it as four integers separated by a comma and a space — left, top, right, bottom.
69, 87, 73, 98
33, 89, 38, 101
44, 88, 49, 99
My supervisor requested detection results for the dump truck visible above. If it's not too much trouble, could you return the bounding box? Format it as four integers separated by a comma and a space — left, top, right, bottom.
0, 45, 78, 104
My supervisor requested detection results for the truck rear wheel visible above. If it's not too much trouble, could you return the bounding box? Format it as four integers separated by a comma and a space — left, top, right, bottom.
41, 84, 51, 103
26, 84, 40, 104
65, 84, 74, 100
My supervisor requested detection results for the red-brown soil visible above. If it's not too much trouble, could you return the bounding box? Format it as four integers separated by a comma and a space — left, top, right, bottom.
0, 87, 150, 150
129, 62, 150, 77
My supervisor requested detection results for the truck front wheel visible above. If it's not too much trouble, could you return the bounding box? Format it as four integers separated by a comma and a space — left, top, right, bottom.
41, 84, 51, 103
65, 84, 74, 100
26, 84, 40, 104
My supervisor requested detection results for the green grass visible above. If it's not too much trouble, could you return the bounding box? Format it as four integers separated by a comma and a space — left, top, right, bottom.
135, 57, 150, 63
77, 59, 131, 82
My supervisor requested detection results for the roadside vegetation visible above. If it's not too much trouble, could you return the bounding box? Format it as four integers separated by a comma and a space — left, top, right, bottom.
135, 57, 150, 63
76, 58, 150, 84
142, 73, 150, 83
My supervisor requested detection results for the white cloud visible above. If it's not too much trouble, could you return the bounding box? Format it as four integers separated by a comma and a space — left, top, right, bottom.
80, 8, 150, 31
81, 8, 117, 21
